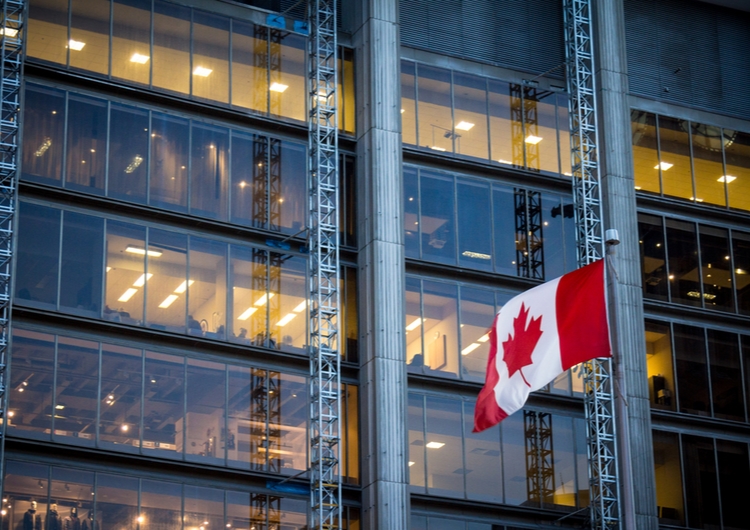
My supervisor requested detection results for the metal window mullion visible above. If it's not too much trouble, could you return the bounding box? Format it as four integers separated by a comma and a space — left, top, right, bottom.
669, 322, 681, 414
149, 0, 154, 89
95, 342, 102, 446
721, 127, 730, 209
413, 62, 419, 148
145, 111, 152, 205
51, 336, 59, 437
662, 216, 673, 305
727, 228, 738, 314
142, 228, 149, 327
449, 70, 456, 154
736, 332, 748, 424
104, 101, 111, 196
182, 357, 187, 461
107, 0, 113, 79
655, 115, 664, 196
712, 438, 725, 528
139, 346, 145, 453
56, 209, 63, 311
703, 327, 715, 419
688, 122, 697, 204
695, 223, 705, 308
62, 93, 69, 187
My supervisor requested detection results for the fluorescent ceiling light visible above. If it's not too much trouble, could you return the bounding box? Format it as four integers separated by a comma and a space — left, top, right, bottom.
462, 250, 491, 260
237, 307, 258, 321
0, 28, 18, 37
689, 197, 704, 203
477, 333, 490, 343
276, 313, 297, 327
254, 293, 275, 306
193, 66, 212, 77
118, 288, 138, 303
405, 317, 423, 331
718, 175, 737, 183
430, 146, 447, 152
126, 245, 162, 257
69, 39, 86, 51
634, 186, 642, 190
497, 159, 512, 165
425, 441, 445, 449
455, 121, 475, 131
408, 461, 415, 467
736, 269, 746, 275
174, 280, 194, 294
654, 161, 673, 171
130, 53, 149, 64
132, 273, 153, 287
269, 82, 288, 93
158, 294, 179, 308
55, 405, 65, 410
525, 134, 543, 144
461, 343, 480, 356
400, 108, 405, 114
293, 300, 307, 313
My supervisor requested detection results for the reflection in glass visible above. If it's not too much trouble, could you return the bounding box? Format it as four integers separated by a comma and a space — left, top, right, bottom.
631, 111, 660, 193
226, 491, 253, 530
733, 231, 750, 315
153, 1, 190, 95
193, 14, 230, 104
22, 85, 65, 185
276, 140, 307, 234
452, 73, 488, 160
501, 412, 527, 506
272, 255, 307, 352
141, 479, 181, 530
462, 402, 501, 502
231, 133, 266, 228
150, 114, 189, 212
342, 384, 359, 484
707, 330, 743, 421
457, 179, 491, 271
407, 394, 425, 491
404, 167, 420, 259
27, 0, 67, 65
16, 202, 61, 307
185, 486, 224, 530
459, 287, 495, 381
229, 246, 266, 345
50, 467, 93, 523
189, 238, 227, 339
65, 94, 106, 194
420, 172, 455, 265
699, 225, 733, 311
417, 66, 452, 153
682, 435, 720, 528
541, 195, 568, 279
488, 79, 514, 168
145, 230, 187, 333
109, 104, 149, 203
275, 373, 307, 475
143, 351, 184, 458
232, 22, 267, 114
666, 219, 699, 306
425, 396, 462, 497
644, 320, 675, 411
53, 337, 99, 445
70, 0, 109, 75
97, 474, 138, 530
653, 431, 684, 526
674, 324, 709, 416
112, 0, 151, 85
692, 122, 727, 207
558, 93, 572, 176
658, 116, 694, 201
638, 214, 668, 301
725, 131, 750, 212
272, 33, 306, 122
524, 89, 560, 174
100, 343, 142, 448
105, 221, 146, 324
186, 359, 226, 464
492, 185, 517, 276
191, 125, 229, 220
8, 329, 55, 437
422, 281, 459, 377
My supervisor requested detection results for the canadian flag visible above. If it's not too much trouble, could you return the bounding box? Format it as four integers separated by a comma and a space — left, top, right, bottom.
473, 259, 611, 432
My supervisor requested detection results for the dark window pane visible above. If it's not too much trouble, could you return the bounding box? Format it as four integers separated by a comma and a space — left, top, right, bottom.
22, 84, 65, 185
226, 491, 252, 530
342, 267, 359, 363
231, 21, 267, 114
638, 214, 668, 301
666, 219, 700, 306
707, 329, 744, 421
192, 13, 229, 103
186, 359, 226, 465
682, 435, 720, 528
8, 329, 55, 438
408, 393, 425, 492
191, 124, 229, 220
744, 336, 750, 421
184, 486, 223, 530
50, 467, 93, 521
97, 474, 138, 530
404, 166, 419, 259
143, 351, 184, 459
645, 320, 675, 411
652, 431, 684, 526
276, 140, 306, 235
699, 225, 734, 311
100, 343, 142, 449
227, 366, 252, 470
112, 0, 152, 85
153, 1, 190, 95
410, 515, 427, 530
69, 0, 109, 75
105, 221, 146, 325
60, 212, 104, 317
54, 337, 99, 446
65, 94, 107, 194
230, 133, 266, 228
717, 439, 750, 530
501, 411, 529, 506
150, 113, 189, 212
145, 229, 187, 334
425, 396, 463, 498
109, 104, 149, 203
541, 194, 569, 279
492, 184, 517, 276
453, 72, 488, 160
16, 202, 60, 308
420, 172, 455, 265
457, 179, 492, 271
733, 231, 750, 315
463, 402, 501, 502
674, 324, 710, 416
631, 111, 660, 194
141, 479, 181, 530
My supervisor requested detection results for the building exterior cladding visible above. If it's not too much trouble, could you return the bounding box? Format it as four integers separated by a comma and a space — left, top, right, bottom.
4, 0, 750, 529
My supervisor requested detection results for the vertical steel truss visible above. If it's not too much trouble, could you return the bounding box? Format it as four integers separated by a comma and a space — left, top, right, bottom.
524, 411, 555, 507
514, 189, 545, 280
563, 0, 620, 528
307, 1, 340, 529
0, 0, 22, 497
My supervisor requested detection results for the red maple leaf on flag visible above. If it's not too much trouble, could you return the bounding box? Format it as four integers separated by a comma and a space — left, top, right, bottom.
502, 303, 543, 387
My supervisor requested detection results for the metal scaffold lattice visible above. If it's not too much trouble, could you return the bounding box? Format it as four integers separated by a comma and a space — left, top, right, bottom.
563, 0, 620, 528
307, 0, 340, 529
0, 0, 23, 496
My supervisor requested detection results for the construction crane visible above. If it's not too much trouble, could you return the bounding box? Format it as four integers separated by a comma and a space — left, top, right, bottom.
0, 0, 23, 498
307, 0, 341, 529
563, 0, 621, 528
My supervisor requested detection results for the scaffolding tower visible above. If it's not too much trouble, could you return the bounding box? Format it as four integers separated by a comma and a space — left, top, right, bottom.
0, 0, 23, 497
563, 0, 620, 528
307, 1, 341, 529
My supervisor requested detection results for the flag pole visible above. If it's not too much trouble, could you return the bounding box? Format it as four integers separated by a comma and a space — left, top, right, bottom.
604, 230, 636, 530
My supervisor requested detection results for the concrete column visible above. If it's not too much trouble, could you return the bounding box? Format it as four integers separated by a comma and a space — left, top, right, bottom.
593, 0, 659, 528
352, 1, 409, 529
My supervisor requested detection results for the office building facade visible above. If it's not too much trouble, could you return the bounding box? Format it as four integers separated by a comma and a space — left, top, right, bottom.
3, 0, 750, 528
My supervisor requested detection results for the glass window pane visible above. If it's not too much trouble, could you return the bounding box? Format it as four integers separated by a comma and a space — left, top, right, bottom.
408, 393, 425, 491
100, 343, 142, 449
150, 113, 189, 212
275, 140, 306, 234
342, 267, 359, 363
226, 366, 254, 471
463, 402, 501, 502
230, 133, 266, 228
226, 491, 251, 530
340, 48, 355, 134
143, 351, 184, 458
141, 479, 181, 530
229, 246, 266, 345
275, 372, 306, 475
271, 254, 306, 352
674, 324, 710, 416
420, 172, 455, 265
492, 184, 517, 276
60, 211, 104, 317
401, 61, 417, 146
16, 202, 60, 308
525, 89, 559, 174
638, 214, 668, 301
457, 179, 491, 271
717, 439, 750, 530
231, 22, 267, 114
186, 359, 226, 465
733, 231, 750, 315
557, 93, 571, 177
277, 498, 306, 530
405, 276, 424, 370
112, 0, 151, 85
645, 320, 675, 411
8, 329, 55, 438
272, 33, 305, 122
707, 330, 744, 421
4, 461, 50, 521
188, 237, 227, 339
410, 515, 426, 530
27, 0, 68, 65
574, 418, 589, 507
550, 414, 576, 510
145, 230, 187, 333
725, 130, 750, 212
50, 467, 93, 522
192, 14, 229, 104
153, 1, 190, 95
191, 124, 229, 220
53, 337, 99, 445
700, 225, 734, 311
666, 219, 699, 306
658, 116, 694, 202
501, 411, 529, 506
65, 94, 107, 194
682, 435, 720, 528
692, 122, 726, 207
109, 104, 149, 203
342, 384, 359, 484
422, 280, 459, 377
417, 65, 452, 153
653, 431, 684, 526
184, 486, 223, 530
453, 73, 488, 160
22, 84, 65, 185
404, 167, 419, 259
488, 79, 514, 168
105, 221, 146, 325
459, 287, 495, 382
97, 474, 138, 530
425, 396, 463, 498
70, 0, 110, 75
631, 111, 660, 194
541, 194, 569, 279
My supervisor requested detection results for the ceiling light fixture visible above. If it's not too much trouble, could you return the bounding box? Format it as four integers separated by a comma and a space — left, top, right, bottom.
237, 307, 258, 321
430, 146, 447, 152
525, 134, 543, 144
462, 250, 491, 260
455, 121, 475, 131
130, 53, 150, 64
193, 66, 212, 77
126, 245, 162, 257
254, 293, 274, 306
0, 27, 18, 37
68, 39, 86, 51
269, 82, 288, 93
132, 273, 153, 287
718, 175, 736, 183
118, 288, 139, 303
158, 294, 179, 308
461, 343, 480, 356
293, 300, 308, 313
654, 161, 673, 171
276, 313, 297, 327
477, 333, 490, 343
425, 441, 445, 449
173, 280, 194, 294
405, 317, 423, 331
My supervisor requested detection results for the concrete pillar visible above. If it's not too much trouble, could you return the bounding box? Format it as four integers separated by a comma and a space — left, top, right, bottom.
352, 1, 409, 529
593, 0, 659, 528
